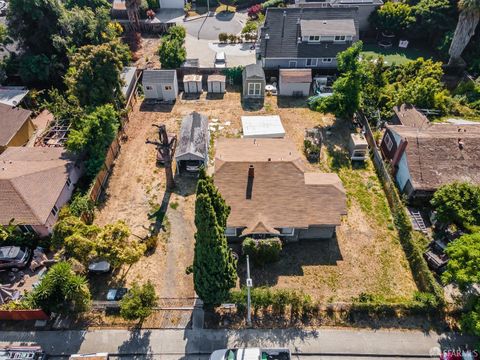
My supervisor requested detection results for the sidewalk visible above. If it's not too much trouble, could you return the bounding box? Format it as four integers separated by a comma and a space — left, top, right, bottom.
0, 328, 476, 357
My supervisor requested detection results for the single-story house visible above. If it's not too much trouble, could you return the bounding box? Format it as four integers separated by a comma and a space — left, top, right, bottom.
0, 86, 29, 107
0, 147, 82, 237
0, 104, 34, 153
175, 112, 209, 174
242, 64, 266, 100
279, 69, 312, 96
294, 0, 383, 32
143, 69, 178, 102
241, 115, 285, 138
159, 0, 184, 8
207, 74, 226, 94
391, 104, 429, 128
183, 74, 203, 94
258, 7, 359, 70
380, 123, 480, 201
120, 66, 138, 103
214, 138, 347, 241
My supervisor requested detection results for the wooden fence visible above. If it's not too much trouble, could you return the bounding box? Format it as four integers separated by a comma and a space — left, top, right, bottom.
88, 70, 141, 202
0, 309, 49, 321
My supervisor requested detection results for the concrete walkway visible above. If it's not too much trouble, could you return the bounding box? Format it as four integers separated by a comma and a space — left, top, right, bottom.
0, 328, 476, 358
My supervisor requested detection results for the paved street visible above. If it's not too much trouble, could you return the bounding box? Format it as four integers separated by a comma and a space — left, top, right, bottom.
0, 328, 476, 359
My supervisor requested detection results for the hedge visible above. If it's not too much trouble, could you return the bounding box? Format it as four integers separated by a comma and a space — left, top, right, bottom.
242, 237, 282, 266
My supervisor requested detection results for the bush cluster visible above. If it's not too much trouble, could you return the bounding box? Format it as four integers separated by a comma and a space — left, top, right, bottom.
242, 237, 282, 266
218, 33, 244, 43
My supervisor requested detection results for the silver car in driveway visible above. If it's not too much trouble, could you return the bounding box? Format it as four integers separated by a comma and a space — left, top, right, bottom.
0, 246, 32, 270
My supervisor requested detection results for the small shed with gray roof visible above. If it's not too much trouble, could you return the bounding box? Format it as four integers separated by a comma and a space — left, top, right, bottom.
142, 69, 178, 102
175, 112, 209, 174
242, 64, 266, 100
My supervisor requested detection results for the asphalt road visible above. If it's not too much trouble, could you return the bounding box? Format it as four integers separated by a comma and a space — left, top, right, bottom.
0, 328, 476, 359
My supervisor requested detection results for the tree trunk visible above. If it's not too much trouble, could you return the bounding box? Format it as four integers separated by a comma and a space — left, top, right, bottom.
448, 8, 480, 67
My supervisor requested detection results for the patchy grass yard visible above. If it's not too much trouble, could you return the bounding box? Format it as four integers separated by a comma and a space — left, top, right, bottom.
361, 44, 436, 66
92, 90, 417, 305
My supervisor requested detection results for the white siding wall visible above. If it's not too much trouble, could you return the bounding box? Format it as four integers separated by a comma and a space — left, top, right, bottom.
279, 81, 311, 96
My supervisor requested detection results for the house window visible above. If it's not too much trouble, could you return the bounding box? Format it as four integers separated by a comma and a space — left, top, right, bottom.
248, 83, 261, 96
308, 35, 320, 42
281, 227, 295, 236
145, 86, 153, 90
225, 228, 237, 236
306, 58, 317, 67
51, 205, 59, 217
289, 60, 297, 68
66, 177, 72, 188
384, 132, 394, 151
164, 85, 172, 91
322, 58, 333, 63
19, 225, 34, 234
334, 35, 346, 42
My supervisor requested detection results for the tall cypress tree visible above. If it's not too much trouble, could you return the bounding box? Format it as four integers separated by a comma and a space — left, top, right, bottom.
193, 171, 237, 306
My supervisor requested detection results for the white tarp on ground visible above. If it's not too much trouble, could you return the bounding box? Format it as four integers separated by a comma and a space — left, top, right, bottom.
241, 115, 285, 138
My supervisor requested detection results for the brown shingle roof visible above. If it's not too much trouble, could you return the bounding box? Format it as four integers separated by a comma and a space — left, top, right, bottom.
389, 123, 480, 191
392, 104, 429, 128
280, 69, 312, 84
0, 104, 32, 147
214, 138, 347, 233
0, 147, 76, 225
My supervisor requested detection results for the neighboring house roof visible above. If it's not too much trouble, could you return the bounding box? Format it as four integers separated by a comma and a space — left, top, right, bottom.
259, 7, 359, 59
280, 69, 312, 83
392, 104, 429, 128
214, 138, 347, 234
241, 115, 285, 138
142, 69, 176, 83
296, 0, 383, 6
0, 147, 77, 226
120, 66, 137, 98
208, 74, 226, 82
388, 123, 480, 191
0, 87, 29, 107
175, 112, 209, 161
244, 64, 265, 80
300, 19, 356, 37
0, 104, 32, 147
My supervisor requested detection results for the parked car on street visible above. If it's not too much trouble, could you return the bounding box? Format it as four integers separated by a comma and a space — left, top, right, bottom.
0, 246, 32, 270
214, 52, 226, 68
210, 348, 291, 360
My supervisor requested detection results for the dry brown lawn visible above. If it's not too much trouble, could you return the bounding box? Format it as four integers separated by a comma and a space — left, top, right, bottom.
92, 90, 417, 303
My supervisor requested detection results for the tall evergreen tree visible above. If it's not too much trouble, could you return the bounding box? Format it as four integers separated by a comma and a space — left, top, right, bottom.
192, 171, 237, 306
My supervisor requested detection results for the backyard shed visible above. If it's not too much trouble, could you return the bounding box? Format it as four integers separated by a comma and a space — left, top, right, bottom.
0, 104, 34, 153
120, 66, 138, 103
242, 64, 265, 100
142, 69, 178, 102
207, 74, 226, 93
241, 115, 285, 138
279, 69, 312, 96
183, 74, 203, 94
175, 112, 209, 174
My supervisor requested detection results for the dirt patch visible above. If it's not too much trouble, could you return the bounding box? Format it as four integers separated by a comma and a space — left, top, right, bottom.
132, 36, 163, 69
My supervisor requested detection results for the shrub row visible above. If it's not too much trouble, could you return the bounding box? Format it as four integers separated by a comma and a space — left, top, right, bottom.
242, 237, 282, 266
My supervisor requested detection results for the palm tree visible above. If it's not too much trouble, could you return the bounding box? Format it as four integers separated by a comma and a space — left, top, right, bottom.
448, 0, 480, 67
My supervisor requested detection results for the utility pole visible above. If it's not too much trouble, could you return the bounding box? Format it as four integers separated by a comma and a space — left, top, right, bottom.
146, 124, 177, 191
246, 255, 252, 327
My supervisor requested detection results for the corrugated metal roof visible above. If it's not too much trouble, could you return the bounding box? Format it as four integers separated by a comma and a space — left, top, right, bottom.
0, 87, 29, 107
175, 112, 209, 161
120, 66, 137, 97
143, 69, 176, 84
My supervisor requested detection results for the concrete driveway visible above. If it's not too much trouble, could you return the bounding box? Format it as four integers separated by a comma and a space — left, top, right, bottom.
183, 11, 247, 40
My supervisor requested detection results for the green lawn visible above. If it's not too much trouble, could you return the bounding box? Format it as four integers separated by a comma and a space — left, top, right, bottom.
361, 44, 436, 66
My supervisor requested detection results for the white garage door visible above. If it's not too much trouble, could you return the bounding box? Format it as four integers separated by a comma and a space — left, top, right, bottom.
159, 0, 184, 8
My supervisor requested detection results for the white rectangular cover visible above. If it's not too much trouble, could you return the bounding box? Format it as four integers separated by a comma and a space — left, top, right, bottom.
241, 115, 285, 138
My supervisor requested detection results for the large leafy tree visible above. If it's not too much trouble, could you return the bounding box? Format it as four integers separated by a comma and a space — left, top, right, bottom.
192, 170, 237, 307
24, 261, 91, 314
448, 0, 480, 67
66, 104, 120, 177
413, 0, 456, 42
443, 233, 480, 289
430, 182, 480, 229
158, 26, 186, 69
369, 2, 416, 35
120, 281, 158, 321
65, 40, 130, 108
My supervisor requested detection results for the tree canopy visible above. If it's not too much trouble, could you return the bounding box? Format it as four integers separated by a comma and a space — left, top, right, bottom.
369, 2, 416, 34
158, 26, 187, 69
443, 233, 480, 289
430, 182, 480, 230
192, 170, 237, 307
120, 281, 158, 320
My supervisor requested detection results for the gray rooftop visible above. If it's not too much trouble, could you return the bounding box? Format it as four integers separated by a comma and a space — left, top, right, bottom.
244, 64, 265, 80
120, 66, 137, 97
142, 69, 177, 84
300, 19, 356, 36
175, 112, 209, 161
259, 7, 359, 59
